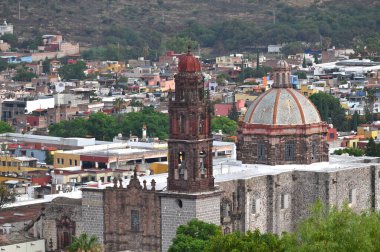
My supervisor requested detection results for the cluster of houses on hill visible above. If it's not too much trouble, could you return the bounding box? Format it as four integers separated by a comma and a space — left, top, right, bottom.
0, 22, 380, 250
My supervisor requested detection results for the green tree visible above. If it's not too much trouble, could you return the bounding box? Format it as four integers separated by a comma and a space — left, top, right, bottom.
0, 121, 14, 133
350, 111, 360, 131
281, 41, 305, 57
48, 118, 88, 138
0, 183, 17, 208
120, 107, 169, 140
0, 34, 18, 48
169, 219, 221, 252
45, 151, 54, 165
364, 89, 377, 124
42, 57, 50, 74
228, 102, 239, 122
205, 230, 288, 252
58, 61, 87, 80
294, 200, 380, 252
216, 73, 229, 85
165, 36, 198, 54
365, 137, 378, 157
86, 112, 117, 141
309, 92, 348, 131
113, 97, 126, 114
211, 116, 237, 135
302, 55, 307, 68
13, 66, 37, 82
67, 233, 102, 252
0, 60, 8, 72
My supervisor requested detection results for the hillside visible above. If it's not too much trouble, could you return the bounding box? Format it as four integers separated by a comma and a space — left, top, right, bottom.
0, 0, 379, 57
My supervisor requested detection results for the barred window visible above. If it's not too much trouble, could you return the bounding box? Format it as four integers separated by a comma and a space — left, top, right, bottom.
131, 210, 139, 232
311, 142, 317, 160
257, 143, 266, 161
285, 141, 295, 161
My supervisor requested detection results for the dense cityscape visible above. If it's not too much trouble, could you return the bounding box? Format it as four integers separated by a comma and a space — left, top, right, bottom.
0, 0, 379, 251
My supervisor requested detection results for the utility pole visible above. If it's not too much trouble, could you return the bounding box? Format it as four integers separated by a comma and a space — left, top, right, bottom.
18, 1, 21, 20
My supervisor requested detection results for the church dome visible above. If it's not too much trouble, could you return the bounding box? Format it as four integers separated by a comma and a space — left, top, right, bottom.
276, 59, 290, 69
243, 88, 321, 125
178, 48, 201, 73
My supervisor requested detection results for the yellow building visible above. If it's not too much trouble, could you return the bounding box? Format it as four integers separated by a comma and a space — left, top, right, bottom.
150, 161, 168, 174
0, 156, 48, 174
300, 84, 319, 97
54, 152, 81, 169
357, 125, 378, 139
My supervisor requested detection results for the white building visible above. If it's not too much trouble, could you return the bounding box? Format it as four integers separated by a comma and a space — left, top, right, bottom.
0, 20, 13, 36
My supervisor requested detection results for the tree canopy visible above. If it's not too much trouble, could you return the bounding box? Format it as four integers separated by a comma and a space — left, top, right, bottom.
58, 61, 87, 80
0, 184, 16, 208
211, 116, 237, 136
67, 233, 102, 252
170, 201, 380, 252
309, 92, 348, 131
48, 107, 169, 141
0, 121, 14, 134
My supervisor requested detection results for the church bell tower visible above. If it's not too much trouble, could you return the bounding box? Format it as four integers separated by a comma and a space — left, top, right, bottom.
160, 48, 221, 252
167, 47, 214, 192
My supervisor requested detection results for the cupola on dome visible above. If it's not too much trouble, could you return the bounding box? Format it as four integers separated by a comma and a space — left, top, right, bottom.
177, 47, 201, 73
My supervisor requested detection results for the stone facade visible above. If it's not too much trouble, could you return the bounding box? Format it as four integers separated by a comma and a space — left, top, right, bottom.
217, 161, 380, 235
160, 191, 221, 252
41, 197, 82, 251
103, 175, 161, 252
80, 189, 105, 244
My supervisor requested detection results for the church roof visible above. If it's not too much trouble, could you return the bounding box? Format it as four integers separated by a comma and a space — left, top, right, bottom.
177, 48, 201, 73
243, 88, 321, 125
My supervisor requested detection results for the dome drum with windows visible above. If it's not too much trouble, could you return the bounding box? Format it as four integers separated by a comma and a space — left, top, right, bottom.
237, 60, 329, 166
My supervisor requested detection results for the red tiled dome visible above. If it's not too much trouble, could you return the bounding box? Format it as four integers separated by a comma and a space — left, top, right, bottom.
178, 49, 201, 73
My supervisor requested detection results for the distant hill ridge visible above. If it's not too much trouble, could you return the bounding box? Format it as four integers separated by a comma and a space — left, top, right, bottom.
0, 0, 378, 54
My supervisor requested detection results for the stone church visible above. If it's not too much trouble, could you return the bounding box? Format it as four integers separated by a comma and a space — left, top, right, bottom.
38, 51, 380, 252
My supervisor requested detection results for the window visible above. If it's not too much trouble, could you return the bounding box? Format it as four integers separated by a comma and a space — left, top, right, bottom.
257, 143, 266, 161
57, 158, 60, 164
179, 114, 185, 133
199, 151, 206, 176
131, 210, 139, 231
252, 198, 261, 214
349, 188, 357, 205
107, 176, 112, 182
311, 142, 317, 160
281, 194, 289, 209
222, 201, 231, 218
69, 159, 72, 166
285, 142, 295, 161
74, 160, 77, 166
178, 152, 185, 176
61, 158, 64, 165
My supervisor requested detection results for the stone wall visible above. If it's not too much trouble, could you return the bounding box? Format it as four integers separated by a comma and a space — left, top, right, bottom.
42, 197, 82, 251
160, 191, 221, 252
217, 163, 380, 236
80, 189, 105, 244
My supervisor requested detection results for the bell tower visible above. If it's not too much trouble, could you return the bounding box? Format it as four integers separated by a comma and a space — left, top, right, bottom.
160, 48, 221, 252
167, 47, 214, 192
